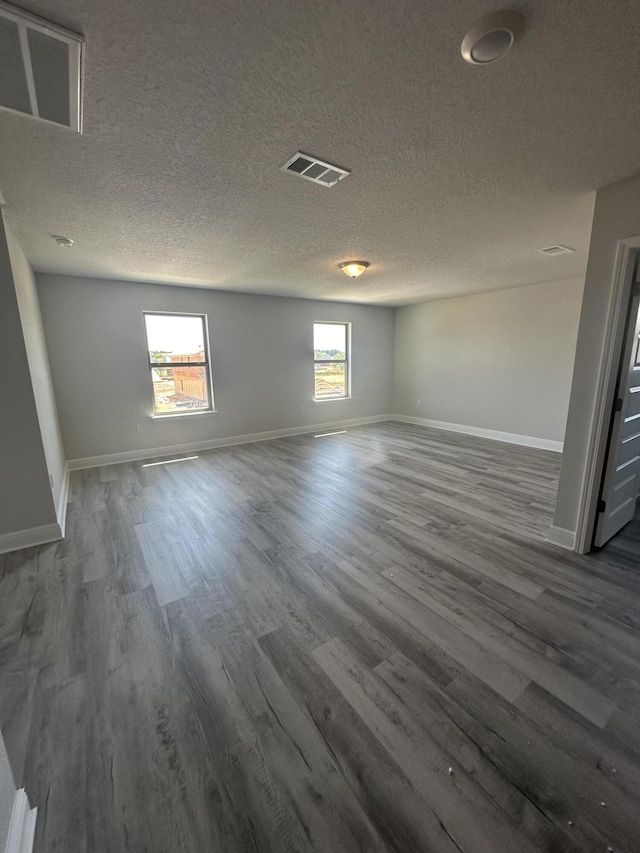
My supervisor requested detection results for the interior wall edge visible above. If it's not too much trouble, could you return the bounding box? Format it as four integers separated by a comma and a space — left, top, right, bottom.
4, 218, 67, 512
553, 172, 640, 534
3, 789, 36, 853
546, 524, 577, 551
0, 216, 58, 536
56, 463, 70, 536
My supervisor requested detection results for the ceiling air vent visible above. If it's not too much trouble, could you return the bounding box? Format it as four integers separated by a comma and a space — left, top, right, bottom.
0, 0, 84, 132
538, 245, 575, 256
281, 152, 350, 188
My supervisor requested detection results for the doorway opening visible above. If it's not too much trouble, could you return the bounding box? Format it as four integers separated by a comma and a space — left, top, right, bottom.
580, 247, 640, 551
594, 263, 640, 547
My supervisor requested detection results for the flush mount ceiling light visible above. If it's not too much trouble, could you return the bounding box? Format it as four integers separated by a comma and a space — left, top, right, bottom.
52, 234, 73, 247
339, 261, 369, 278
461, 10, 525, 65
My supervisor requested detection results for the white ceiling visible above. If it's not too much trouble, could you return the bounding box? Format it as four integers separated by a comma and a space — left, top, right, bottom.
1, 0, 639, 305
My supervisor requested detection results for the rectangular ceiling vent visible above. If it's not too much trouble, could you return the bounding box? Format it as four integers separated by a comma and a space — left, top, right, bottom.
281, 152, 350, 188
538, 244, 575, 256
0, 0, 84, 132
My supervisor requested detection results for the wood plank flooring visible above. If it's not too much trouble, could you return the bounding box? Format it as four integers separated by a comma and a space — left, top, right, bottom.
1, 421, 640, 853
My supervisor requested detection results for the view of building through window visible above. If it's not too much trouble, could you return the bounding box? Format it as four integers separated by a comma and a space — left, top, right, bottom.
143, 313, 212, 414
313, 322, 349, 399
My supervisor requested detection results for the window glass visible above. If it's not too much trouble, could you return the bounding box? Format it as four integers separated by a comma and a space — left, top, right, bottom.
313, 323, 349, 399
143, 313, 212, 415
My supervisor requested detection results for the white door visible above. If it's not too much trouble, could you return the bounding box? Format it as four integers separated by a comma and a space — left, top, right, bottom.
595, 280, 640, 546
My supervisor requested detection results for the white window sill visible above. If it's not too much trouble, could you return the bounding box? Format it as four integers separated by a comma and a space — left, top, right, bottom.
314, 397, 353, 403
152, 410, 218, 420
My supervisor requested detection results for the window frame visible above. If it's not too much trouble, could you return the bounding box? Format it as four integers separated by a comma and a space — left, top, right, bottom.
142, 310, 215, 418
313, 321, 351, 402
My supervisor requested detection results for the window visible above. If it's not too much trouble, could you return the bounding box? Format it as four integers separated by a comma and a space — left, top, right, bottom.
143, 312, 213, 416
313, 322, 350, 400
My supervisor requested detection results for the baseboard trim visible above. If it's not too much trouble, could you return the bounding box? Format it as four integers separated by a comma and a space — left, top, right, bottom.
0, 522, 63, 555
390, 414, 564, 453
5, 788, 37, 853
546, 525, 577, 551
67, 415, 393, 470
56, 463, 70, 537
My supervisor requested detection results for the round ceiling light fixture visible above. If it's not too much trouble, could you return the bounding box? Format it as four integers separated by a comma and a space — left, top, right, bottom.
339, 261, 369, 278
52, 235, 74, 248
461, 10, 525, 65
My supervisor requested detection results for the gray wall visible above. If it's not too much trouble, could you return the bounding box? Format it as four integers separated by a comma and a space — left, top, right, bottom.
6, 224, 66, 520
393, 278, 584, 442
0, 215, 56, 536
37, 274, 395, 460
554, 172, 640, 533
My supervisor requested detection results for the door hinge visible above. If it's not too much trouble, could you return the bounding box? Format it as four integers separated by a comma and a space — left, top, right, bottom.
597, 499, 606, 513
615, 397, 623, 412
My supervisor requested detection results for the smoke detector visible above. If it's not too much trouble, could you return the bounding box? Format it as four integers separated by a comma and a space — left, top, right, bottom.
538, 245, 575, 257
281, 152, 350, 188
461, 10, 525, 65
0, 0, 84, 131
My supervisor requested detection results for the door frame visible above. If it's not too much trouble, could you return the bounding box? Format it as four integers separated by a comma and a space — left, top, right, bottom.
574, 236, 640, 553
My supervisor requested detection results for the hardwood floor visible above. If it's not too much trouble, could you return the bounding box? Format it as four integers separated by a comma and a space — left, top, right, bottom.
1, 421, 640, 853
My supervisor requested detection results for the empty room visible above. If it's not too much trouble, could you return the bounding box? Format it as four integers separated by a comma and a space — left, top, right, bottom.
2, 1, 640, 851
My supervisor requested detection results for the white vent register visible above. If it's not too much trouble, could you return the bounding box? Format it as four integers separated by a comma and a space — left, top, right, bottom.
0, 0, 84, 132
281, 152, 350, 187
538, 245, 575, 257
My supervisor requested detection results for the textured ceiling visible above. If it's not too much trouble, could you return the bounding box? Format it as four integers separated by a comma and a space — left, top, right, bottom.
1, 0, 639, 305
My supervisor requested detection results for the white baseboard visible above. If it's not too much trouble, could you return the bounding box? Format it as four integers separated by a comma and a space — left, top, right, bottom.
390, 414, 564, 453
67, 415, 393, 470
0, 467, 69, 555
56, 463, 70, 537
5, 788, 37, 853
546, 525, 577, 551
0, 523, 63, 555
